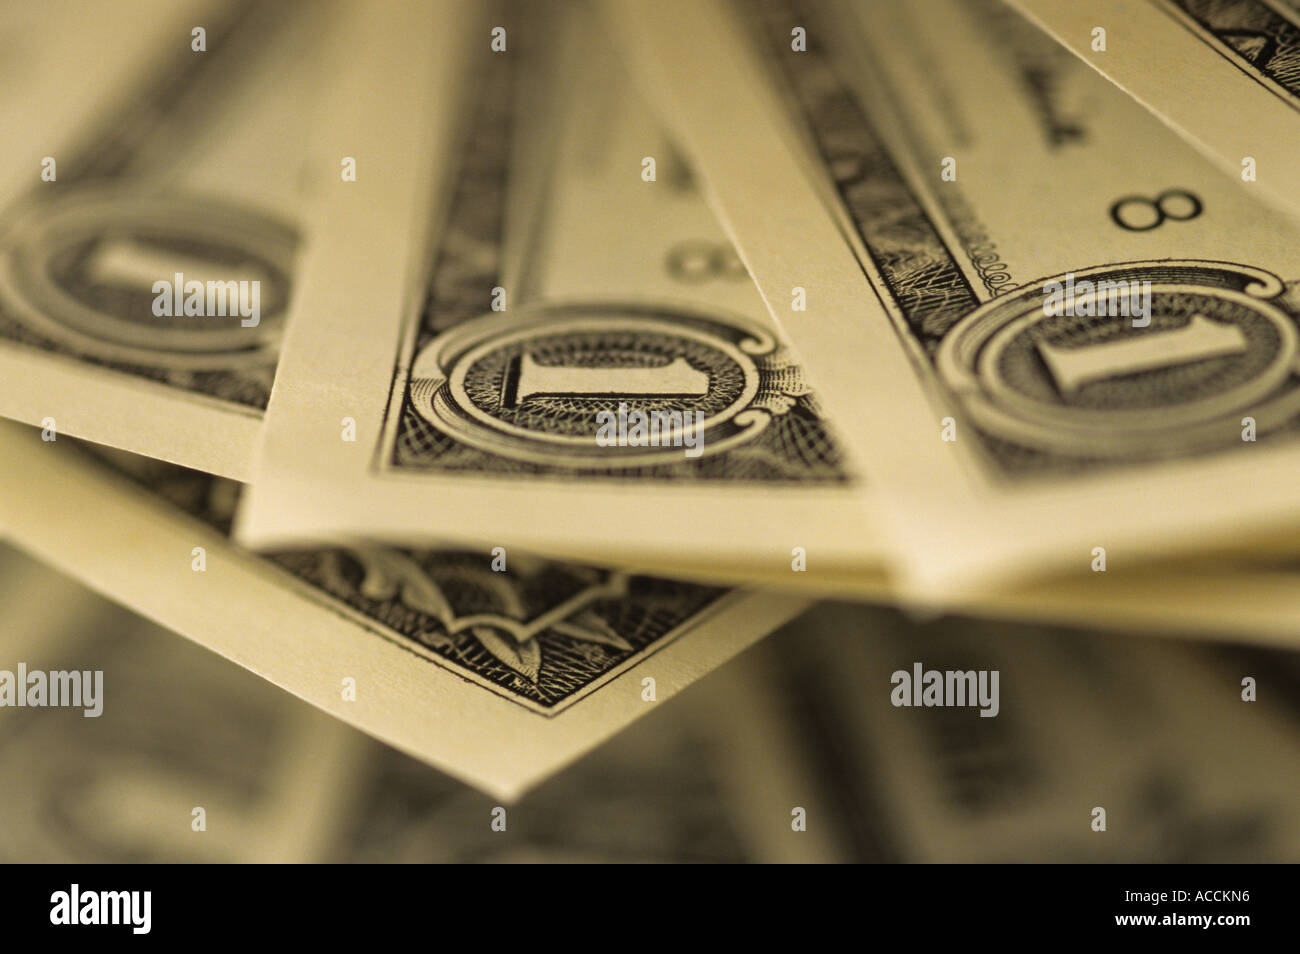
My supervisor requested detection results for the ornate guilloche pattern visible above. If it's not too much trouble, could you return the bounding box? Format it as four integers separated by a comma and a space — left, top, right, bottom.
86, 443, 730, 713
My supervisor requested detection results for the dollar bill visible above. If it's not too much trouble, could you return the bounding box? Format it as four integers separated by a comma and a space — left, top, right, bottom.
0, 542, 838, 862
0, 549, 365, 862
234, 0, 882, 578
0, 421, 809, 800
606, 0, 1300, 589
0, 2, 209, 195
620, 546, 1300, 649
0, 0, 352, 479
749, 602, 1300, 861
1007, 0, 1300, 219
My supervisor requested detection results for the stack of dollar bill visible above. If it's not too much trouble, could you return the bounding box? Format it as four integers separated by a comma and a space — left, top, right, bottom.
1, 0, 1298, 839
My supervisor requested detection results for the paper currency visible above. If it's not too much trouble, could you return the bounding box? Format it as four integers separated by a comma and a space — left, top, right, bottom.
1007, 0, 1300, 219
0, 552, 363, 863
0, 0, 350, 479
752, 602, 1300, 861
619, 546, 1300, 649
607, 0, 1300, 590
233, 0, 881, 579
236, 0, 1300, 651
0, 422, 808, 799
1, 0, 1298, 872
0, 542, 830, 862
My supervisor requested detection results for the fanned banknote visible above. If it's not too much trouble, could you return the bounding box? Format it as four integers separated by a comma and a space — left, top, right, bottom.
0, 421, 807, 799
608, 0, 1300, 589
752, 602, 1300, 862
0, 0, 352, 478
1007, 0, 1300, 219
235, 0, 882, 579
2, 0, 1299, 873
0, 547, 365, 862
0, 546, 826, 862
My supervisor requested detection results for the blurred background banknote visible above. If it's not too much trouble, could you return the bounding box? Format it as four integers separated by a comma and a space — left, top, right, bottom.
0, 0, 1298, 864
0, 0, 349, 478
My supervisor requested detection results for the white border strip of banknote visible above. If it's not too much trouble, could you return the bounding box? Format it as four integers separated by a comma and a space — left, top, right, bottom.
233, 0, 885, 575
604, 0, 1300, 591
615, 544, 1300, 650
0, 353, 262, 479
0, 420, 810, 800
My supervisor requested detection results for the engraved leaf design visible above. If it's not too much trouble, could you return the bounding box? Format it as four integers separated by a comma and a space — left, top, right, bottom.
551, 609, 633, 651
472, 626, 542, 683
340, 548, 630, 683
350, 548, 456, 620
